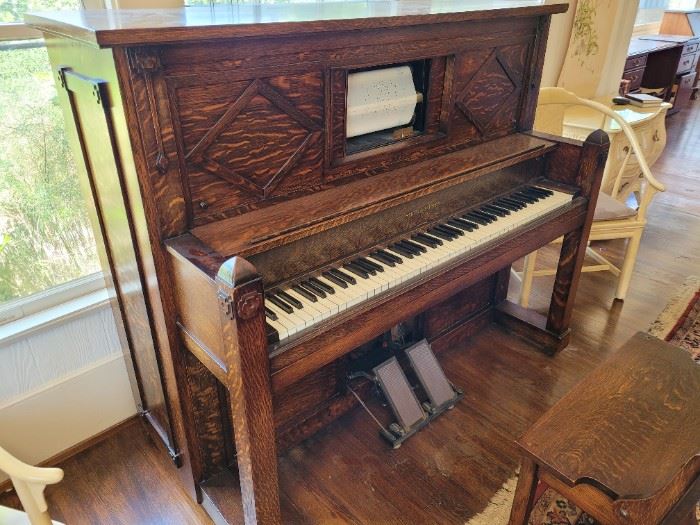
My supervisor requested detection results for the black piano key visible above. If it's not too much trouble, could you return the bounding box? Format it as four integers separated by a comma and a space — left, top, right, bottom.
309, 276, 336, 293
357, 257, 385, 272
396, 240, 421, 255
468, 210, 496, 223
438, 223, 464, 236
522, 189, 546, 200
515, 190, 540, 202
389, 243, 415, 258
432, 225, 458, 238
264, 307, 278, 321
493, 199, 519, 211
369, 252, 396, 267
482, 204, 508, 217
330, 268, 356, 285
427, 228, 453, 241
402, 239, 427, 253
277, 290, 303, 309
513, 193, 538, 204
508, 194, 532, 205
463, 212, 489, 225
499, 196, 526, 209
266, 323, 280, 345
376, 249, 403, 263
303, 279, 327, 298
448, 218, 475, 231
322, 271, 349, 288
412, 233, 441, 247
298, 281, 321, 299
344, 262, 370, 279
266, 293, 293, 314
527, 185, 553, 196
353, 258, 378, 275
292, 284, 318, 301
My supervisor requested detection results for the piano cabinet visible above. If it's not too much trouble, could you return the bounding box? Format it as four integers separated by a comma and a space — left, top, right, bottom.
25, 2, 610, 524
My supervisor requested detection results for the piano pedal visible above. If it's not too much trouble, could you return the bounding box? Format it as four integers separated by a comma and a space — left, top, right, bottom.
346, 340, 462, 449
405, 339, 463, 413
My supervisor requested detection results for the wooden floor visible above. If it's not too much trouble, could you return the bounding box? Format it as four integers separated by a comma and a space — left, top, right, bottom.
2, 104, 699, 524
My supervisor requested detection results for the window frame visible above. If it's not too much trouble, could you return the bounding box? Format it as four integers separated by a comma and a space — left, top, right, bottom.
0, 0, 108, 330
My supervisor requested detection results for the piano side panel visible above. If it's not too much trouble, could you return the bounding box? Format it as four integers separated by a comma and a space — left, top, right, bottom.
45, 37, 189, 485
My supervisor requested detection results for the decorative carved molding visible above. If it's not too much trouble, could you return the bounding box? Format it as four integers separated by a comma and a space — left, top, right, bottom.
237, 291, 262, 320
130, 48, 170, 176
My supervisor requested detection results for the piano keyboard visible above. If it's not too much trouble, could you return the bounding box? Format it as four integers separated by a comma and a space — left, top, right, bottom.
263, 186, 573, 344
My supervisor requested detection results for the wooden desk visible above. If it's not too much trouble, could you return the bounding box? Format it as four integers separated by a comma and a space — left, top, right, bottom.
509, 332, 700, 525
625, 35, 700, 115
561, 98, 670, 199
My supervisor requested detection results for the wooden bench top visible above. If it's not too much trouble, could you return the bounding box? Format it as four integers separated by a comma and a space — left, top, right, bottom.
518, 331, 700, 500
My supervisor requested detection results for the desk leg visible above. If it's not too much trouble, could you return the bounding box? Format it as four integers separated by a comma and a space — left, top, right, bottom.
508, 457, 539, 525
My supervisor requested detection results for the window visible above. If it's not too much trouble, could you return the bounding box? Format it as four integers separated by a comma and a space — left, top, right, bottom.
635, 0, 699, 27
0, 1, 101, 315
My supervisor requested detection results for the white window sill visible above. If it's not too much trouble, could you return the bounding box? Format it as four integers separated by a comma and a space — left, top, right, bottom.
0, 273, 113, 345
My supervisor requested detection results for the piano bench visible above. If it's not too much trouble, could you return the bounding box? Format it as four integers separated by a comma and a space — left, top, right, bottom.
508, 332, 700, 525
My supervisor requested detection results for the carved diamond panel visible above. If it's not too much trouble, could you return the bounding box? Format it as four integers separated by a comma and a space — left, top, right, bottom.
205, 96, 310, 190
186, 78, 321, 199
454, 49, 523, 136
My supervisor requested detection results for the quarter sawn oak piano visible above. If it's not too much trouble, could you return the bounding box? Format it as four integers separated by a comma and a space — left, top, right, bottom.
28, 2, 607, 523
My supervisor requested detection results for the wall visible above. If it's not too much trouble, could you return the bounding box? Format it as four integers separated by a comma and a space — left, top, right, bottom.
0, 291, 137, 484
542, 0, 578, 87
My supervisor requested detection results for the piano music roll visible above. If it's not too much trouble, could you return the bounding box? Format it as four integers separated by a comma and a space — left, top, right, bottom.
346, 65, 423, 138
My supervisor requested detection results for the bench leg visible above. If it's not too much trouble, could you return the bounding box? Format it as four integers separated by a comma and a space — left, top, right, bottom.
508, 457, 539, 525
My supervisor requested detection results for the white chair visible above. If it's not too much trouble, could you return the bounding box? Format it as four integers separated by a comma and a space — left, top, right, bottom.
515, 87, 666, 306
0, 446, 63, 525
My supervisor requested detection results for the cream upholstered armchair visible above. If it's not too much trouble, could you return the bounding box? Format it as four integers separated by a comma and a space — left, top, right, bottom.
0, 445, 63, 525
514, 87, 666, 306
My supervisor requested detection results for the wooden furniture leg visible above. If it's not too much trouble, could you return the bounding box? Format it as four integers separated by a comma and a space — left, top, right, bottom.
217, 258, 282, 525
508, 457, 539, 525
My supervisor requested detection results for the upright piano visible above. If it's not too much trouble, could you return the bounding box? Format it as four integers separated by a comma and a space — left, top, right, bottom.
28, 2, 607, 523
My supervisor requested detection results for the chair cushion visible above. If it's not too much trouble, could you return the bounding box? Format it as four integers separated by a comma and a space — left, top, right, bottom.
593, 192, 637, 221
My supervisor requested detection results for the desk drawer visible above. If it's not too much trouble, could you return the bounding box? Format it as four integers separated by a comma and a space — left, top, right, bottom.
624, 54, 647, 72
623, 66, 645, 91
677, 52, 696, 74
683, 42, 699, 55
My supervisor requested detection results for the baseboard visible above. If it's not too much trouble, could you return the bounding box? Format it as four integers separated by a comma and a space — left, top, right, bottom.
0, 415, 139, 494
0, 354, 137, 487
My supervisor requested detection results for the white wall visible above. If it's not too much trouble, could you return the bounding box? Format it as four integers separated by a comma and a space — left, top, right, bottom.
542, 0, 578, 87
0, 293, 137, 484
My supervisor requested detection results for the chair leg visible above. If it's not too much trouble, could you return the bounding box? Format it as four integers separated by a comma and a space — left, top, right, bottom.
508, 457, 539, 525
519, 251, 538, 308
614, 231, 643, 301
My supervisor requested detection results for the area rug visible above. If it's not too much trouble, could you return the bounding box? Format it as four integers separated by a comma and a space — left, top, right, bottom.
648, 275, 700, 362
466, 275, 700, 525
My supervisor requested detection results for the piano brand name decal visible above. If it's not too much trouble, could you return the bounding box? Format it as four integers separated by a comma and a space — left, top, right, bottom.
406, 201, 439, 220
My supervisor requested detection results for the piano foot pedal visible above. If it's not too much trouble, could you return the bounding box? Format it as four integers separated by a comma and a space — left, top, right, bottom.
405, 339, 463, 413
346, 339, 462, 449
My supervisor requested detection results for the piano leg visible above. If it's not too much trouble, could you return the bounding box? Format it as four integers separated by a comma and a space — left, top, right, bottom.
496, 130, 609, 354
217, 260, 282, 525
546, 227, 587, 347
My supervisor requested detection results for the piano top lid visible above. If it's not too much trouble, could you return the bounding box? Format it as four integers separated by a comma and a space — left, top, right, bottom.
26, 0, 568, 48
